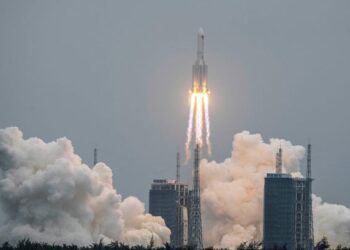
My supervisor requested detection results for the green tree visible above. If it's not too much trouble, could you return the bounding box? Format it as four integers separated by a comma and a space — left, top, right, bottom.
315, 237, 330, 250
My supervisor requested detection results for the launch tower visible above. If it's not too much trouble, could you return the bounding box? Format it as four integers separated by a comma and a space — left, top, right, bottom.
189, 144, 203, 249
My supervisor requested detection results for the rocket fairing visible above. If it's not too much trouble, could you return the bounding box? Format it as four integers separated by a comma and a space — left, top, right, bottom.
192, 28, 208, 93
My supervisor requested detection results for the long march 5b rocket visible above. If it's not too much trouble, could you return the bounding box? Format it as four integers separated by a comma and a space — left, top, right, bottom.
185, 28, 211, 160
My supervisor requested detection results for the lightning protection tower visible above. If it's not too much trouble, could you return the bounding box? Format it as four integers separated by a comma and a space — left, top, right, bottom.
305, 144, 314, 250
176, 152, 180, 183
93, 147, 98, 165
276, 147, 282, 173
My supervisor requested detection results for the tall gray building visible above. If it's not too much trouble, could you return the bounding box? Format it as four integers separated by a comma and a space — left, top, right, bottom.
263, 146, 314, 250
149, 179, 189, 247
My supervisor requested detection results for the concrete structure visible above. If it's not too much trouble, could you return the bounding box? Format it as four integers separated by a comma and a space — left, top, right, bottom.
149, 179, 177, 245
263, 147, 314, 250
264, 173, 298, 249
176, 180, 190, 247
149, 179, 189, 247
177, 203, 189, 247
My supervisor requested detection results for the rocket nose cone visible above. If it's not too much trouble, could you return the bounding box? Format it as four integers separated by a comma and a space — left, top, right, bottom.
198, 27, 204, 36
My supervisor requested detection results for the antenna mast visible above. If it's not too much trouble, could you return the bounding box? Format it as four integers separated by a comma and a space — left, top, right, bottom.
276, 147, 282, 173
176, 152, 180, 183
93, 147, 98, 165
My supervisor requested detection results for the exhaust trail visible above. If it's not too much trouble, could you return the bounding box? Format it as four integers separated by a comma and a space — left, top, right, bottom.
186, 93, 196, 161
204, 93, 211, 155
195, 93, 203, 146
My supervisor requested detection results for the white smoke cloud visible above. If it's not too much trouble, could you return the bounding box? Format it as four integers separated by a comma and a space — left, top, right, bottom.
0, 127, 170, 246
313, 195, 350, 247
200, 131, 350, 248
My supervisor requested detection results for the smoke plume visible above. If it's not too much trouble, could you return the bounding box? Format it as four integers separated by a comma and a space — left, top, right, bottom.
0, 127, 170, 246
313, 195, 350, 247
200, 131, 350, 248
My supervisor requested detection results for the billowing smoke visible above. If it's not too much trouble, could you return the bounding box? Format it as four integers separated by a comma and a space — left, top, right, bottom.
313, 195, 350, 247
200, 131, 350, 248
0, 127, 170, 246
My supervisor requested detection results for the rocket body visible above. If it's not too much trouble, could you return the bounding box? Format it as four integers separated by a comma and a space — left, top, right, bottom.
186, 28, 211, 160
192, 28, 208, 93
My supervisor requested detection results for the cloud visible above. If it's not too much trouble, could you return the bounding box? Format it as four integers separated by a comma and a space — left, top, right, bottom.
200, 131, 350, 248
0, 127, 170, 246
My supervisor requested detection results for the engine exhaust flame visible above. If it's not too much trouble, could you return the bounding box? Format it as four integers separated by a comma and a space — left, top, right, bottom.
204, 93, 211, 155
185, 93, 196, 160
185, 91, 211, 161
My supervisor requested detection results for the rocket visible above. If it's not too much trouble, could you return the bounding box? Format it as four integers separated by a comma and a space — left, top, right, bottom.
185, 28, 212, 160
192, 28, 208, 93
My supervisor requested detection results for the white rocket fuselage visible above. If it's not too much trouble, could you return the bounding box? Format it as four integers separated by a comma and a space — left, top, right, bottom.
192, 28, 208, 93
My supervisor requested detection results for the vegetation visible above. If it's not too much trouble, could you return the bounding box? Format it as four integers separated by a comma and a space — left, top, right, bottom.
0, 237, 349, 250
0, 240, 204, 250
237, 241, 263, 250
236, 237, 350, 250
0, 239, 168, 250
315, 237, 331, 250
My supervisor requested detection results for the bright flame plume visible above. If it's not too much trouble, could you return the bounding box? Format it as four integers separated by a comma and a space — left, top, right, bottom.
185, 91, 211, 161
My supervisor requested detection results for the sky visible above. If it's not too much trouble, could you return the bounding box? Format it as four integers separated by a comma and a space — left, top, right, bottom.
0, 1, 349, 209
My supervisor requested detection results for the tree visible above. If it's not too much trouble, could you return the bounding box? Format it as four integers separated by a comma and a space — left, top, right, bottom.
315, 237, 330, 250
237, 241, 262, 250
